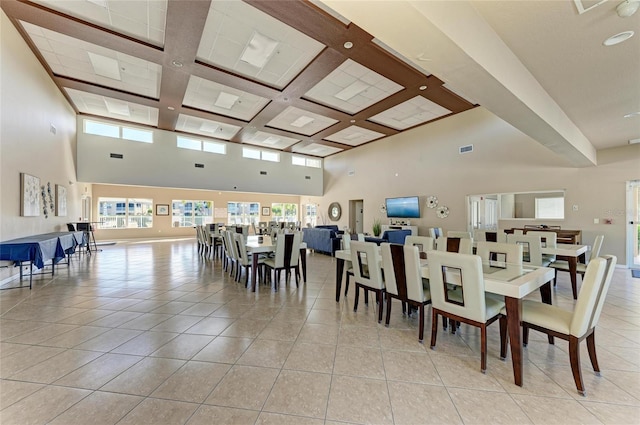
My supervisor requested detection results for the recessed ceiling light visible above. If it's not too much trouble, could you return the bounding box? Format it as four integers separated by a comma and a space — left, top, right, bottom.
241, 31, 278, 68
171, 60, 183, 67
335, 81, 369, 101
624, 111, 640, 118
419, 85, 427, 91
167, 106, 175, 111
350, 119, 356, 123
603, 30, 634, 46
344, 41, 353, 49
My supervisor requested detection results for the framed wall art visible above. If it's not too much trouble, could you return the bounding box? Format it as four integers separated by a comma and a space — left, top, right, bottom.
20, 172, 40, 217
55, 184, 67, 216
156, 204, 170, 216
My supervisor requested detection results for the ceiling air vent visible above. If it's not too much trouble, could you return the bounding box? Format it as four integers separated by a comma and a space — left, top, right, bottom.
459, 144, 473, 154
110, 153, 123, 159
195, 163, 204, 168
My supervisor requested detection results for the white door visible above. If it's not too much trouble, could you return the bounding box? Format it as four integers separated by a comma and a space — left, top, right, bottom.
627, 181, 640, 268
355, 201, 363, 233
469, 196, 498, 230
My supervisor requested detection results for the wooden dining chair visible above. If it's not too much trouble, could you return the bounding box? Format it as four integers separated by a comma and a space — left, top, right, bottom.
521, 255, 616, 396
427, 251, 507, 373
350, 241, 386, 323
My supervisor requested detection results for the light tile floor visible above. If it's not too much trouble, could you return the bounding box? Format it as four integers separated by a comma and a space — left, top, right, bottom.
1, 238, 639, 424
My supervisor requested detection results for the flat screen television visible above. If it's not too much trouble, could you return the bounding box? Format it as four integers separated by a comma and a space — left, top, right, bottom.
385, 196, 420, 218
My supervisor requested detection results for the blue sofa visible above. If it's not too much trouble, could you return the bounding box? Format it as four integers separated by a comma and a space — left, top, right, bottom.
302, 225, 342, 255
364, 229, 412, 245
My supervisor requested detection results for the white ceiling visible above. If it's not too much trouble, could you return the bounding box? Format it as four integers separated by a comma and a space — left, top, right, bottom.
8, 0, 638, 164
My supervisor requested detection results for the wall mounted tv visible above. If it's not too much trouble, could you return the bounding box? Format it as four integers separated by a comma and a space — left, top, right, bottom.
385, 196, 420, 218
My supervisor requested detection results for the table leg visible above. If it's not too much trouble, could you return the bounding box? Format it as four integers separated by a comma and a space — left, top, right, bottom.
251, 252, 259, 292
568, 257, 578, 300
300, 248, 307, 282
539, 281, 554, 344
505, 296, 524, 387
335, 258, 345, 302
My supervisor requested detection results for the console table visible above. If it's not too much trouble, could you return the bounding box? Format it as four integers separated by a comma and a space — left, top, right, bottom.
381, 225, 418, 236
505, 228, 581, 244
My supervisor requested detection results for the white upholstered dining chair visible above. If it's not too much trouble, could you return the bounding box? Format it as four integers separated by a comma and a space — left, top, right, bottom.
350, 241, 386, 323
263, 231, 302, 290
521, 255, 616, 396
435, 237, 473, 254
506, 234, 551, 267
427, 251, 507, 373
551, 235, 604, 284
447, 231, 472, 239
404, 235, 435, 259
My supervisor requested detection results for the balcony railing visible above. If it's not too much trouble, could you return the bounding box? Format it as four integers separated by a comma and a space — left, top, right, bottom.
98, 216, 153, 229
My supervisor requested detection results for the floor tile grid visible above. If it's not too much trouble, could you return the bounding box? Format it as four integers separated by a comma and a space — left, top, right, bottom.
0, 239, 638, 424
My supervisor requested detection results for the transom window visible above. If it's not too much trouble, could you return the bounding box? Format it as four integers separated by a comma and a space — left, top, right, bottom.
84, 119, 153, 143
243, 147, 280, 162
292, 155, 321, 168
177, 135, 226, 154
98, 197, 153, 229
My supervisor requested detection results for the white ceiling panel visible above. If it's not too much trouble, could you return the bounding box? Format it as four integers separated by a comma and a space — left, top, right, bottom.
292, 142, 343, 157
20, 21, 162, 98
183, 76, 270, 121
196, 1, 324, 89
243, 131, 300, 149
368, 96, 451, 130
175, 114, 241, 141
65, 88, 159, 126
304, 59, 404, 114
323, 125, 385, 146
267, 106, 339, 136
30, 0, 167, 46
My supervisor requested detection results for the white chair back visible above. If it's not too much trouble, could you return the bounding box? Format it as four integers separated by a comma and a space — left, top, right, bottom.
350, 241, 384, 290
232, 232, 249, 265
357, 233, 365, 242
380, 243, 399, 297
447, 231, 472, 239
428, 227, 443, 239
273, 231, 301, 268
436, 237, 473, 254
476, 241, 523, 266
588, 235, 604, 262
341, 234, 351, 250
427, 251, 487, 323
496, 231, 508, 243
226, 231, 239, 262
404, 245, 429, 303
570, 256, 616, 337
526, 230, 557, 261
506, 234, 544, 266
473, 230, 487, 242
404, 236, 435, 258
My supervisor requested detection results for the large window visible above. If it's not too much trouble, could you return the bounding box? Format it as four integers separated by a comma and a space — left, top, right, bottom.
272, 203, 298, 223
98, 197, 153, 229
228, 202, 259, 225
535, 197, 564, 219
172, 200, 213, 227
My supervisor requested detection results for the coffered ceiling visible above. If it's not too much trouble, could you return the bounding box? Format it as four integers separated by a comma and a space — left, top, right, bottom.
2, 0, 476, 158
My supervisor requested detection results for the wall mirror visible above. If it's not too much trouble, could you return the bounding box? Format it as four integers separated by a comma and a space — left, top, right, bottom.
468, 190, 565, 230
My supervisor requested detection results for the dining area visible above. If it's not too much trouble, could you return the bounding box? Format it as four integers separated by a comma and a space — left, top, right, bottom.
334, 230, 615, 396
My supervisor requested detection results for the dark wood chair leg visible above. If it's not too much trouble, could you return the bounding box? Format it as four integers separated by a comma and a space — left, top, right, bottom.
401, 302, 406, 316
480, 325, 487, 373
586, 332, 600, 375
354, 284, 360, 312
377, 290, 384, 323
385, 294, 392, 327
364, 290, 369, 305
554, 268, 558, 286
569, 336, 586, 396
499, 315, 507, 360
294, 265, 300, 286
450, 318, 456, 334
523, 324, 530, 347
430, 310, 439, 349
418, 304, 425, 343
344, 272, 351, 296
442, 316, 448, 330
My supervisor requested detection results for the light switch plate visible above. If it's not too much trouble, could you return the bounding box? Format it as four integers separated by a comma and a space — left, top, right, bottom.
573, 204, 579, 211
594, 218, 599, 224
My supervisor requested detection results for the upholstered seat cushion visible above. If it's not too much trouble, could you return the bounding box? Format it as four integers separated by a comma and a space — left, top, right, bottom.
550, 260, 587, 273
521, 300, 572, 334
485, 296, 505, 320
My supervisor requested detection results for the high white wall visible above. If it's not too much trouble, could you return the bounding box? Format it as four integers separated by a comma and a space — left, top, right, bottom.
77, 117, 323, 196
315, 107, 640, 265
0, 11, 85, 241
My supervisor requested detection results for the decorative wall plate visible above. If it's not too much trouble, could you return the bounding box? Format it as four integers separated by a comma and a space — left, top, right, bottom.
436, 205, 449, 218
328, 202, 342, 221
426, 196, 438, 209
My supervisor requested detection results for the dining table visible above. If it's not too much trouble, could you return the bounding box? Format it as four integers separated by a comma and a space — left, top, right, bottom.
246, 235, 307, 291
334, 248, 555, 387
541, 243, 588, 299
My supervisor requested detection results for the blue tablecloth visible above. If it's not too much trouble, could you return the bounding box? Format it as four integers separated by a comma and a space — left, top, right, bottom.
0, 231, 82, 269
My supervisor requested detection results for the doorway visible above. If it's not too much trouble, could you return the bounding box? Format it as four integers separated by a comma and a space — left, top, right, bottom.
82, 196, 92, 222
468, 195, 498, 231
349, 199, 364, 234
626, 181, 640, 269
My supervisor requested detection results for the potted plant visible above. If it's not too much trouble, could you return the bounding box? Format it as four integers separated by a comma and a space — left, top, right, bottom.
372, 218, 382, 237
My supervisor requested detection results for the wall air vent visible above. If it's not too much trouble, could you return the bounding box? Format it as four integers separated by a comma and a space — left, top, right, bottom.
305, 176, 311, 180
348, 170, 355, 176
459, 144, 473, 154
195, 163, 204, 168
260, 171, 267, 175
110, 153, 123, 159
